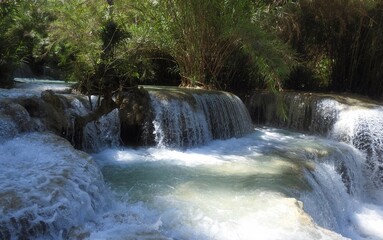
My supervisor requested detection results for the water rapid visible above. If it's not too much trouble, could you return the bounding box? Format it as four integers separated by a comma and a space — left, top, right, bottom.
1, 83, 383, 239
89, 129, 346, 239
247, 92, 383, 195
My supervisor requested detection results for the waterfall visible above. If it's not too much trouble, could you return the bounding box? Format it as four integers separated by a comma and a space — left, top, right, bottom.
41, 87, 254, 150
246, 91, 383, 191
1, 85, 253, 151
148, 89, 254, 148
3, 82, 383, 239
246, 92, 340, 134
58, 94, 121, 152
244, 97, 383, 239
300, 143, 366, 235
331, 106, 383, 193
77, 88, 254, 149
0, 133, 111, 239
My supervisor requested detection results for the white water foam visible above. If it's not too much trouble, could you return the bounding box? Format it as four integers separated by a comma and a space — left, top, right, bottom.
62, 95, 121, 152
86, 128, 383, 240
2, 83, 383, 239
83, 108, 121, 152
193, 92, 253, 139
0, 133, 110, 239
1, 127, 382, 239
331, 105, 383, 196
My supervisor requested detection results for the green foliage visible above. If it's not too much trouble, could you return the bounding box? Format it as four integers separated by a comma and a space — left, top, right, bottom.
132, 0, 295, 90
0, 0, 25, 85
48, 0, 106, 85
3, 0, 383, 100
0, 0, 296, 93
48, 0, 161, 95
0, 0, 56, 86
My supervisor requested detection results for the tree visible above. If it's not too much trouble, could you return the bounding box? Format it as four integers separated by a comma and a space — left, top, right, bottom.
49, 0, 120, 147
132, 0, 295, 90
0, 0, 17, 87
0, 0, 57, 86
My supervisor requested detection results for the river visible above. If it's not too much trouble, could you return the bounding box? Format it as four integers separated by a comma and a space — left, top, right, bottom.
0, 82, 382, 239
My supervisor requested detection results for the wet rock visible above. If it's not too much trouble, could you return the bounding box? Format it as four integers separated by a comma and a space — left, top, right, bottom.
15, 91, 70, 138
0, 100, 36, 135
119, 87, 153, 146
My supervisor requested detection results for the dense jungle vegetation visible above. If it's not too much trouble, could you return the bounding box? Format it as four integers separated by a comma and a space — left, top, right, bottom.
1, 0, 383, 100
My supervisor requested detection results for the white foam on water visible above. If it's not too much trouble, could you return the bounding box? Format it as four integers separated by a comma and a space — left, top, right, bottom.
0, 118, 18, 143
89, 128, 375, 240
0, 124, 380, 240
331, 105, 383, 199
287, 129, 383, 240
0, 133, 110, 239
352, 204, 383, 239
1, 85, 382, 240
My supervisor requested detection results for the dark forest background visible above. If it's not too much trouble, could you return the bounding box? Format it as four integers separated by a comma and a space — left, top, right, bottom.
1, 0, 382, 100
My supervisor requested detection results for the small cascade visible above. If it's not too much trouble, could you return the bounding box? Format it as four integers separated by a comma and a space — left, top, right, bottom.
0, 101, 34, 143
331, 106, 383, 192
246, 92, 340, 135
72, 88, 254, 149
0, 88, 121, 153
148, 89, 254, 148
83, 109, 120, 151
150, 94, 212, 147
300, 143, 365, 236
194, 92, 254, 139
2, 83, 254, 150
65, 96, 121, 152
3, 82, 383, 239
247, 91, 383, 190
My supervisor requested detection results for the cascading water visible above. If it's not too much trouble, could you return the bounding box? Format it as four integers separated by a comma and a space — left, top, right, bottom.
246, 92, 340, 134
82, 109, 120, 151
247, 92, 383, 188
62, 87, 254, 150
53, 94, 120, 152
149, 93, 213, 147
148, 88, 254, 148
0, 133, 111, 239
246, 91, 383, 239
332, 106, 383, 178
1, 82, 383, 239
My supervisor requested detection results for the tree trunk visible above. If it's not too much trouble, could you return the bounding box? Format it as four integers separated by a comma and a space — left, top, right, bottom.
73, 96, 118, 149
